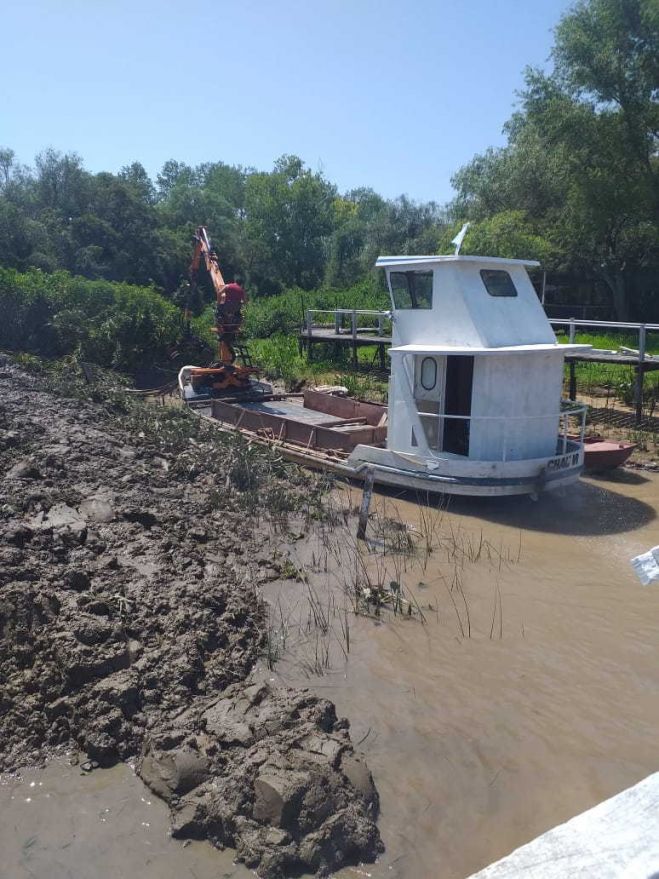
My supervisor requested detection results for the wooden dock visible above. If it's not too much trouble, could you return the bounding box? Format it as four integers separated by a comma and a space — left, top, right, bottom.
299, 311, 659, 424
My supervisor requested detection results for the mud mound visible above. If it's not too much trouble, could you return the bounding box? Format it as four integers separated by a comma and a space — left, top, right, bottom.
0, 358, 382, 877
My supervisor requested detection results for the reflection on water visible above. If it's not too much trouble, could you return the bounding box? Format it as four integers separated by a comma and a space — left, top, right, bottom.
380, 475, 656, 537
0, 758, 250, 879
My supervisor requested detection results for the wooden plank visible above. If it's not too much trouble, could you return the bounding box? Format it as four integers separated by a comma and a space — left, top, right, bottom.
467, 773, 659, 879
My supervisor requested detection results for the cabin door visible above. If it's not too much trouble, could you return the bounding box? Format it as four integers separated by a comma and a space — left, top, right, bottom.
413, 355, 445, 450
442, 355, 474, 456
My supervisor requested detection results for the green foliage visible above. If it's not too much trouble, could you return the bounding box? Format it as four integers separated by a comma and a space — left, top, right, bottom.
450, 0, 659, 320
190, 278, 389, 350
439, 212, 558, 266
243, 155, 336, 293
0, 266, 183, 370
249, 335, 310, 388
245, 278, 389, 338
0, 148, 448, 303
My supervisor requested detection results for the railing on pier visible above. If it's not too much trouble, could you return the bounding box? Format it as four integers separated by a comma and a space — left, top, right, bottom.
300, 310, 658, 424
550, 318, 659, 423
304, 308, 392, 339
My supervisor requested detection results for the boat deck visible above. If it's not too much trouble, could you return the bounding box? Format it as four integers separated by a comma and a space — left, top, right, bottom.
240, 399, 343, 426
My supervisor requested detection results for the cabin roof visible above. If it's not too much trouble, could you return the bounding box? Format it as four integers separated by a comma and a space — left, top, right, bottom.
389, 343, 590, 356
375, 255, 541, 269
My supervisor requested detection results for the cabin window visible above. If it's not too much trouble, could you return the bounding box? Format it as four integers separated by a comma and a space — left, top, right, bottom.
389, 271, 433, 309
480, 269, 518, 297
420, 357, 437, 390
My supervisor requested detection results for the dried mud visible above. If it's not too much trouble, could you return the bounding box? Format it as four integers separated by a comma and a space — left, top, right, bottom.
0, 358, 382, 878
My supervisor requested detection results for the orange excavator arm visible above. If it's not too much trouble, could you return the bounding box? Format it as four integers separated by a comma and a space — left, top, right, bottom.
189, 226, 227, 305
185, 226, 256, 392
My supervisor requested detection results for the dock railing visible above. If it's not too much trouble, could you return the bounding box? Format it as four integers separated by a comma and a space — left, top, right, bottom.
301, 310, 657, 423
550, 318, 659, 423
304, 308, 392, 339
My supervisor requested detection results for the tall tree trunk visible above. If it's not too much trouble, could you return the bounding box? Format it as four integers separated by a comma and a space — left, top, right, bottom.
601, 269, 630, 321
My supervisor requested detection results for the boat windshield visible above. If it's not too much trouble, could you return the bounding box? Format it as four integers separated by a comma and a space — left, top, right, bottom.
389, 270, 433, 310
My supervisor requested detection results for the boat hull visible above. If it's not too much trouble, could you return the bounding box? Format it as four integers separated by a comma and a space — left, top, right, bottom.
583, 440, 636, 472
199, 390, 584, 498
347, 443, 584, 497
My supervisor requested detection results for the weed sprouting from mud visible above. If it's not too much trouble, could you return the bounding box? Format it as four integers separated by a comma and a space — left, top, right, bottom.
278, 486, 524, 670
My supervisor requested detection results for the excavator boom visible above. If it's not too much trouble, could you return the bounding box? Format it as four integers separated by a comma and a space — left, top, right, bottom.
190, 227, 227, 305
186, 226, 257, 393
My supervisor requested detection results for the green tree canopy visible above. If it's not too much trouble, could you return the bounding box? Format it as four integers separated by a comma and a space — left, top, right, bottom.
451, 0, 659, 319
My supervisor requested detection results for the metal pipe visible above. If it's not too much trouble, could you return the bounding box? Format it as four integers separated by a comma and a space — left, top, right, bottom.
550, 318, 659, 331
635, 324, 647, 424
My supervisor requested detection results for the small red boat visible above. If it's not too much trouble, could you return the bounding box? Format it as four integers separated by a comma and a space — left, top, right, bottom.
578, 435, 637, 471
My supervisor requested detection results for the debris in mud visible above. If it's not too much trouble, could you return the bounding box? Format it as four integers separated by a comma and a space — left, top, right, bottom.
0, 359, 382, 877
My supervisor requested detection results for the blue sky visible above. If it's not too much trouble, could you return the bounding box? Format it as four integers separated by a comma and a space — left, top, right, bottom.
1, 0, 572, 204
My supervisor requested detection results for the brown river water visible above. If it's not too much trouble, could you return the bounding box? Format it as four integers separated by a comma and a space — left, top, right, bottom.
2, 470, 658, 879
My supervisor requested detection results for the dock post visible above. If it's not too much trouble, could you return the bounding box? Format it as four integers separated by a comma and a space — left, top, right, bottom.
569, 318, 576, 343
335, 310, 341, 335
635, 324, 647, 425
569, 361, 577, 401
357, 467, 375, 540
351, 310, 358, 366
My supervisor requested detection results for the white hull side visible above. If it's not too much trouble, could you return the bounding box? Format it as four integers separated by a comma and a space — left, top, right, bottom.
347, 444, 584, 497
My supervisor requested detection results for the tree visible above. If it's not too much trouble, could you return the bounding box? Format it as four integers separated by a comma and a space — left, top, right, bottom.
244, 155, 336, 292
450, 0, 659, 319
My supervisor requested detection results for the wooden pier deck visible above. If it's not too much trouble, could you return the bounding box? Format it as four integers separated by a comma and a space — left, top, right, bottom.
299, 311, 659, 424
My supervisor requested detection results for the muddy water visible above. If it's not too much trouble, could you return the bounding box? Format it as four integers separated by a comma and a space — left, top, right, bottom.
3, 472, 658, 879
260, 470, 659, 878
0, 756, 251, 879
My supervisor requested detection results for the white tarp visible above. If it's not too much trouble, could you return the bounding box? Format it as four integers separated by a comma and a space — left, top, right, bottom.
466, 772, 659, 879
631, 545, 659, 585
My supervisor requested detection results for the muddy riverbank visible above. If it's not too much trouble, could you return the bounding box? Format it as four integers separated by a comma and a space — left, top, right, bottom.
0, 358, 381, 877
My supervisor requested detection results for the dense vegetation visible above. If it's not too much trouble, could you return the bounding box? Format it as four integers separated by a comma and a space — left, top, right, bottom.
0, 0, 656, 337
0, 148, 444, 301
445, 0, 659, 320
0, 267, 183, 370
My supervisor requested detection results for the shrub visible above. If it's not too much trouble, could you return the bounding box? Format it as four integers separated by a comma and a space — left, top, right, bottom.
0, 267, 184, 370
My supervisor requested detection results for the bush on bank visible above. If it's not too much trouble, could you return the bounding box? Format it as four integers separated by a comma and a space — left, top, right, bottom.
0, 267, 183, 370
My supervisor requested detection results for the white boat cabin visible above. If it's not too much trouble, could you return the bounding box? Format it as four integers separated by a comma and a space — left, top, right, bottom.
347, 255, 590, 496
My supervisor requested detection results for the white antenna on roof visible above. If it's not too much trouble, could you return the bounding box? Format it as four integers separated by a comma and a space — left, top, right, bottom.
451, 222, 471, 255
